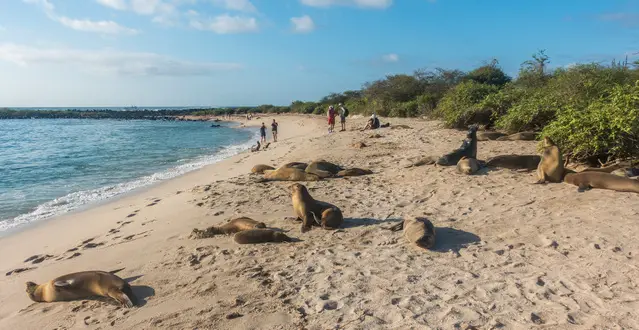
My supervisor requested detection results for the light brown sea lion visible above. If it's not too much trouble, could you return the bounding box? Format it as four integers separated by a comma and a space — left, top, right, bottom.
25, 270, 137, 307
190, 217, 266, 239
281, 162, 308, 170
290, 183, 344, 233
496, 132, 537, 141
390, 124, 412, 130
535, 136, 564, 183
404, 155, 439, 168
388, 217, 436, 249
251, 164, 275, 174
305, 161, 343, 178
233, 229, 292, 244
563, 172, 639, 193
477, 131, 507, 141
456, 156, 480, 175
485, 155, 541, 170
336, 168, 373, 177
262, 167, 321, 182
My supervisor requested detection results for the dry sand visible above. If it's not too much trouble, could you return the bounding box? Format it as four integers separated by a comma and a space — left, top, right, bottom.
1, 114, 638, 329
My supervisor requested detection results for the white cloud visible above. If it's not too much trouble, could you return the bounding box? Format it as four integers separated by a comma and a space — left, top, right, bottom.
300, 0, 392, 9
0, 43, 243, 76
291, 15, 315, 33
382, 53, 399, 62
190, 14, 258, 34
24, 0, 138, 35
95, 0, 127, 10
212, 0, 257, 12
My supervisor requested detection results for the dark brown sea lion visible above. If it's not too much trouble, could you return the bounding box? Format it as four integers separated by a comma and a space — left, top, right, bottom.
477, 131, 507, 141
485, 155, 541, 170
251, 164, 275, 174
290, 183, 343, 233
535, 136, 564, 183
436, 125, 478, 166
336, 168, 373, 177
305, 160, 343, 176
496, 132, 537, 141
281, 162, 308, 170
25, 270, 138, 307
388, 217, 436, 250
190, 217, 266, 239
563, 172, 639, 193
233, 229, 292, 244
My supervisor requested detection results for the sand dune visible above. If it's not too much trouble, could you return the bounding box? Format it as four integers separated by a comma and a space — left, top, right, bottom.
1, 115, 638, 329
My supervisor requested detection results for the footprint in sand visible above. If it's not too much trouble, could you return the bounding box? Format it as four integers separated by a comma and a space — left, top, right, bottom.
82, 242, 105, 249
6, 267, 35, 276
24, 254, 56, 264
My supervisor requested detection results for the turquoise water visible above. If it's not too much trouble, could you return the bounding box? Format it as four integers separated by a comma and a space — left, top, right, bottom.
0, 119, 257, 232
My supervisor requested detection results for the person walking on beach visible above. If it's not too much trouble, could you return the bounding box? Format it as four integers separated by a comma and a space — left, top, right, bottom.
260, 122, 267, 144
327, 105, 336, 133
271, 119, 279, 142
338, 103, 348, 132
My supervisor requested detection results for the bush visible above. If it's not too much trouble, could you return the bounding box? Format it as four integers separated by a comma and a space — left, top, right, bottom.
435, 81, 500, 128
389, 100, 419, 117
465, 60, 512, 86
542, 82, 639, 161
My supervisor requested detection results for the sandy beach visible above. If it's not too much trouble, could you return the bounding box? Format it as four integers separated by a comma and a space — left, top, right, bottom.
1, 114, 638, 329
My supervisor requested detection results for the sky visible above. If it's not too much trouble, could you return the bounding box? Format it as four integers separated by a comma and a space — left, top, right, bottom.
0, 0, 637, 107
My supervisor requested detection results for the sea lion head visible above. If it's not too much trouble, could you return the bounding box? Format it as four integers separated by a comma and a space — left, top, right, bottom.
289, 183, 306, 195
467, 125, 478, 138
542, 136, 555, 147
25, 282, 40, 301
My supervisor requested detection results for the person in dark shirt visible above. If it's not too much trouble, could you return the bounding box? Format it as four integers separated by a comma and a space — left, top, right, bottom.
271, 119, 278, 142
260, 123, 267, 144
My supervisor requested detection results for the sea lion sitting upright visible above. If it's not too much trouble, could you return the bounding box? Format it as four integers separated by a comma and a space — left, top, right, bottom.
456, 157, 481, 175
305, 160, 343, 178
190, 217, 266, 239
477, 131, 507, 141
535, 136, 564, 184
261, 167, 321, 182
251, 164, 275, 174
25, 271, 138, 308
388, 217, 436, 250
485, 154, 541, 171
290, 183, 344, 233
563, 172, 639, 194
233, 229, 292, 244
496, 132, 537, 141
436, 125, 478, 166
336, 168, 373, 177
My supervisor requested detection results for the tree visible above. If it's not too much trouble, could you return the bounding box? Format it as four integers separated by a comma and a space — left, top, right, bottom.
465, 59, 511, 86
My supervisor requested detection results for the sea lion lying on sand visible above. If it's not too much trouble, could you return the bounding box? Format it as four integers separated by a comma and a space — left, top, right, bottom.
485, 155, 541, 171
477, 131, 507, 141
535, 136, 564, 183
290, 183, 343, 233
563, 172, 639, 194
496, 132, 537, 141
436, 125, 478, 166
234, 229, 292, 244
456, 157, 481, 175
281, 162, 308, 170
26, 270, 138, 308
190, 217, 266, 239
337, 168, 373, 177
261, 167, 321, 182
305, 160, 343, 178
388, 217, 436, 250
404, 156, 439, 168
251, 164, 275, 174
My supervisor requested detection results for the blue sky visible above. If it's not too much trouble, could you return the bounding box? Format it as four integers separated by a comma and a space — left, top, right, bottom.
0, 0, 637, 107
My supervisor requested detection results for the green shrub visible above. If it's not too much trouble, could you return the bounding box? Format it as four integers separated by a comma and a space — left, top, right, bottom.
435, 81, 500, 128
542, 82, 639, 161
389, 100, 419, 117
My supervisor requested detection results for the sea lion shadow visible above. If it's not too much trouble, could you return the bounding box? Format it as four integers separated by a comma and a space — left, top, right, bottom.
130, 285, 155, 307
342, 217, 402, 229
432, 227, 481, 253
474, 166, 498, 176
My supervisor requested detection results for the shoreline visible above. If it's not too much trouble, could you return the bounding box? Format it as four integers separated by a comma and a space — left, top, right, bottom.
1, 114, 638, 329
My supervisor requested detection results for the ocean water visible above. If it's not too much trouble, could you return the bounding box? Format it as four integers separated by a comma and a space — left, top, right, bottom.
0, 119, 257, 233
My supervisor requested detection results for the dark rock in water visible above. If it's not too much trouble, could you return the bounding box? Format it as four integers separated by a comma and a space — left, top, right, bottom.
210, 124, 221, 128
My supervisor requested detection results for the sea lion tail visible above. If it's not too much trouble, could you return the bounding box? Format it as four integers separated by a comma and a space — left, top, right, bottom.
109, 268, 126, 275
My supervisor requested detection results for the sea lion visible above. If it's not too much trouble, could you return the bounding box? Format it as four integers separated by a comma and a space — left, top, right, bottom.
290, 183, 344, 233
388, 217, 436, 250
535, 136, 564, 183
250, 141, 261, 152
251, 164, 275, 174
305, 161, 343, 178
477, 131, 507, 141
190, 217, 266, 239
404, 155, 439, 168
563, 172, 639, 193
456, 157, 481, 175
233, 229, 292, 244
436, 125, 478, 166
336, 168, 373, 177
281, 162, 308, 170
262, 167, 321, 182
25, 271, 137, 308
496, 132, 537, 141
485, 155, 541, 170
